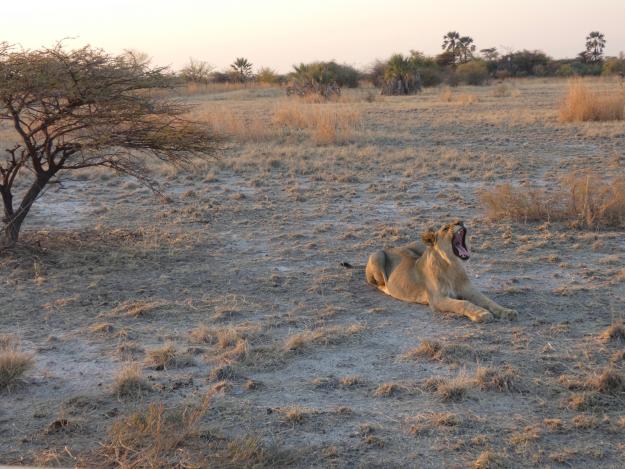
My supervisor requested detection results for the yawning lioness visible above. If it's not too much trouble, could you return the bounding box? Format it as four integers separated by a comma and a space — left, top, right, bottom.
365, 221, 517, 323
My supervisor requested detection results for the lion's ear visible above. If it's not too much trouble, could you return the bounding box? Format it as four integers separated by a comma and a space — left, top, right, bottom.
421, 230, 436, 246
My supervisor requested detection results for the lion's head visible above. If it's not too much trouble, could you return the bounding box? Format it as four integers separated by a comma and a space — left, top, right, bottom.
421, 220, 470, 261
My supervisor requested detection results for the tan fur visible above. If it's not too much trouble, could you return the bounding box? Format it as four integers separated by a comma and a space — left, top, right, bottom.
365, 222, 517, 323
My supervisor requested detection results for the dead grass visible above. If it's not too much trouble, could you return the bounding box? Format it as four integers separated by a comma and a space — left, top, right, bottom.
0, 335, 34, 390
98, 397, 210, 467
559, 79, 624, 122
113, 363, 151, 398
226, 436, 294, 466
473, 450, 511, 469
283, 323, 366, 352
599, 321, 625, 343
587, 368, 625, 394
492, 83, 520, 98
145, 343, 194, 370
423, 371, 472, 402
272, 101, 362, 145
481, 171, 625, 228
408, 412, 461, 435
402, 339, 486, 363
475, 365, 518, 392
279, 405, 315, 424
189, 99, 362, 145
89, 322, 115, 334
373, 382, 404, 397
105, 300, 168, 318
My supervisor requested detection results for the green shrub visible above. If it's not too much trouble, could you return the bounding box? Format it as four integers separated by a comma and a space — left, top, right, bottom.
556, 64, 574, 77
256, 67, 280, 84
603, 57, 625, 76
456, 60, 489, 85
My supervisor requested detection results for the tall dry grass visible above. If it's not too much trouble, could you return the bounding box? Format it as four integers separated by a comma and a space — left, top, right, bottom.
480, 171, 625, 228
559, 80, 625, 122
0, 335, 34, 390
272, 101, 362, 145
189, 100, 362, 145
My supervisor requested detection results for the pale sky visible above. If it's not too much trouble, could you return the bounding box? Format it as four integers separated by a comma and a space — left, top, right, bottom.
3, 0, 624, 73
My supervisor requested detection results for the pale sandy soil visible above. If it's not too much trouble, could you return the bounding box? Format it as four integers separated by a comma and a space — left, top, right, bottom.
1, 78, 625, 467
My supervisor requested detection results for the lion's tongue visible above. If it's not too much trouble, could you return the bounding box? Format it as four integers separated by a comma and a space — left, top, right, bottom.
456, 243, 470, 257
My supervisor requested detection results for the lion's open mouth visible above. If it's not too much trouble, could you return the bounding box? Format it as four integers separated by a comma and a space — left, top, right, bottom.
452, 227, 470, 260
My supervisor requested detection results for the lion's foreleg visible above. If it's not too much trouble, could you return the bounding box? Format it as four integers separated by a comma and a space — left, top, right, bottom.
459, 287, 518, 320
428, 295, 494, 323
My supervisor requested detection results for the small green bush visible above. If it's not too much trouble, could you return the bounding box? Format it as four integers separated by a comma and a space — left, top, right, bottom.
456, 60, 489, 85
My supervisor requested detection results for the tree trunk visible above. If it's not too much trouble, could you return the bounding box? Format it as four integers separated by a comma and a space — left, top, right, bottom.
1, 175, 50, 247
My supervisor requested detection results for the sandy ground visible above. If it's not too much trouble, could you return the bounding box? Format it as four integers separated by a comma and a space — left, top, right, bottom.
2, 78, 625, 467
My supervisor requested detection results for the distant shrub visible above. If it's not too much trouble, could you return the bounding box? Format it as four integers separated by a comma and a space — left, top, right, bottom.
367, 60, 386, 88
559, 80, 624, 122
419, 67, 444, 87
179, 59, 214, 83
603, 57, 625, 76
288, 61, 360, 98
256, 67, 280, 84
456, 60, 489, 85
556, 64, 574, 77
381, 54, 421, 95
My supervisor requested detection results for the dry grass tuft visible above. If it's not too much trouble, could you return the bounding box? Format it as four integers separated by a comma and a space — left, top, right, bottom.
107, 300, 167, 318
571, 414, 599, 429
402, 340, 485, 363
89, 322, 115, 334
567, 392, 602, 411
283, 323, 366, 352
508, 425, 541, 446
272, 101, 362, 145
587, 368, 625, 394
0, 335, 34, 390
373, 382, 402, 397
475, 365, 518, 392
480, 171, 625, 228
279, 406, 315, 424
145, 343, 194, 370
559, 79, 624, 122
227, 436, 293, 466
599, 321, 625, 343
113, 363, 151, 398
473, 450, 511, 469
424, 371, 472, 402
409, 412, 460, 435
100, 397, 210, 467
339, 375, 365, 387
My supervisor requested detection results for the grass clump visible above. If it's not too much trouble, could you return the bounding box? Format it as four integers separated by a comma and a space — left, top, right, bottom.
283, 323, 366, 352
559, 79, 624, 122
480, 171, 625, 228
402, 339, 485, 363
113, 363, 151, 398
599, 321, 625, 343
100, 398, 209, 467
423, 371, 472, 402
0, 335, 34, 390
475, 365, 518, 392
587, 368, 625, 394
145, 343, 194, 370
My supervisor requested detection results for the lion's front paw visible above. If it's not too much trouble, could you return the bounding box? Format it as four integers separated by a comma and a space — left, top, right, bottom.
470, 309, 494, 323
499, 308, 518, 320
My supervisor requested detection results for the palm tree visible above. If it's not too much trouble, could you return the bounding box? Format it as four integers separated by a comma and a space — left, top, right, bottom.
458, 36, 476, 63
381, 54, 421, 95
585, 31, 606, 63
230, 57, 253, 82
442, 31, 460, 59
